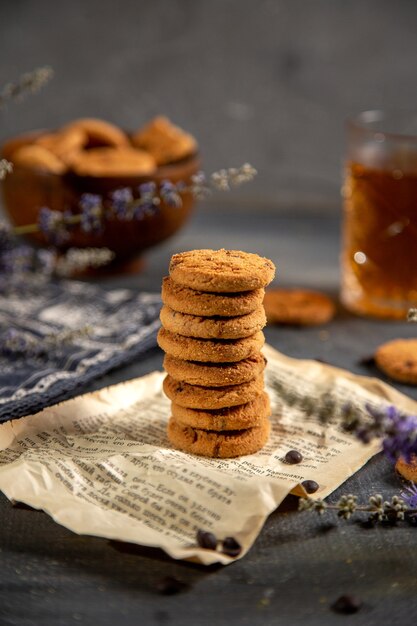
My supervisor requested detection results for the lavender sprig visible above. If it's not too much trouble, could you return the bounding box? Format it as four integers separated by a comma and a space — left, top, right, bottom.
0, 66, 54, 108
55, 247, 114, 276
211, 164, 257, 191
0, 326, 92, 358
0, 159, 13, 180
299, 493, 409, 523
408, 308, 417, 322
135, 182, 160, 217
5, 162, 241, 275
79, 194, 103, 233
343, 403, 417, 462
159, 180, 181, 208
109, 188, 135, 221
38, 207, 72, 245
10, 163, 257, 245
401, 483, 417, 508
0, 229, 113, 287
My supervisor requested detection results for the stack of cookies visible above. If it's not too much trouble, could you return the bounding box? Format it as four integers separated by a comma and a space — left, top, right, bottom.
157, 249, 275, 458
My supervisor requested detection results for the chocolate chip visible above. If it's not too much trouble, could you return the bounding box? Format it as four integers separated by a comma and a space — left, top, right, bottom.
285, 450, 303, 464
331, 594, 362, 614
196, 529, 218, 550
155, 576, 189, 595
221, 536, 242, 557
302, 479, 319, 494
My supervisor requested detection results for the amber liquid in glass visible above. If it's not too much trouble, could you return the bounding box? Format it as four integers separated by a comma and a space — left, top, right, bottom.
342, 161, 417, 318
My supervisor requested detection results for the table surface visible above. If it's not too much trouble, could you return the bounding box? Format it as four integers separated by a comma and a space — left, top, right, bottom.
2, 203, 417, 626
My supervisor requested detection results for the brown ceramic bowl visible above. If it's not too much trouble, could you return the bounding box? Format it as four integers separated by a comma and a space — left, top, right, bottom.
0, 131, 201, 263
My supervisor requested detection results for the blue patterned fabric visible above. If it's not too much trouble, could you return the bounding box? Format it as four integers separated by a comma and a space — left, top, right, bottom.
0, 280, 161, 422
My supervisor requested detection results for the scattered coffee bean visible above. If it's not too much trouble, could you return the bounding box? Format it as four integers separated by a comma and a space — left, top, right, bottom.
222, 536, 242, 557
302, 479, 319, 494
196, 529, 218, 550
155, 576, 190, 595
358, 355, 376, 367
285, 450, 303, 464
331, 594, 362, 614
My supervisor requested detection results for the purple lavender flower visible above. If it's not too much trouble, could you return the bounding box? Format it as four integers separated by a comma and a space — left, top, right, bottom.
79, 194, 103, 233
401, 483, 417, 509
345, 403, 417, 463
0, 245, 33, 273
381, 406, 417, 462
159, 180, 181, 208
131, 205, 146, 221
356, 404, 417, 462
38, 207, 70, 245
138, 182, 157, 196
192, 171, 207, 186
189, 171, 210, 199
110, 188, 133, 220
132, 182, 160, 218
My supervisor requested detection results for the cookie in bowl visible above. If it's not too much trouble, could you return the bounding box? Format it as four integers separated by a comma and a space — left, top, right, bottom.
0, 116, 200, 263
131, 116, 197, 165
68, 147, 157, 177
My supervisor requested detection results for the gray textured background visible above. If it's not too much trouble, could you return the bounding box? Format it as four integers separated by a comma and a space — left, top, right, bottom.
2, 6, 417, 623
1, 0, 417, 208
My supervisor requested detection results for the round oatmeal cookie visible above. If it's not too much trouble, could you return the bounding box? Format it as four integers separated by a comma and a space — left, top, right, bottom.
169, 249, 275, 293
161, 277, 265, 317
163, 374, 264, 409
157, 328, 265, 362
163, 353, 267, 386
375, 339, 417, 384
62, 118, 129, 148
171, 391, 271, 431
35, 128, 86, 163
160, 304, 266, 339
69, 146, 156, 177
167, 416, 270, 458
131, 116, 197, 165
11, 145, 66, 174
35, 128, 87, 161
395, 456, 417, 482
263, 288, 335, 326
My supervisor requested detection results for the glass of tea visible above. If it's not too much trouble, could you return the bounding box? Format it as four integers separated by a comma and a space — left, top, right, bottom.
341, 110, 417, 319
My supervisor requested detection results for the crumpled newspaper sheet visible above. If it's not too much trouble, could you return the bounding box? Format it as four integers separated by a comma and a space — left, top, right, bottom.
0, 344, 415, 565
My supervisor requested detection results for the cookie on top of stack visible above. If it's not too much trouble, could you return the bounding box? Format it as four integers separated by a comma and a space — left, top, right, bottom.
157, 249, 276, 458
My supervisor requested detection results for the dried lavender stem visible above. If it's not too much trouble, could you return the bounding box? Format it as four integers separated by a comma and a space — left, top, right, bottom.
13, 223, 46, 235
14, 214, 82, 236
319, 504, 414, 513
